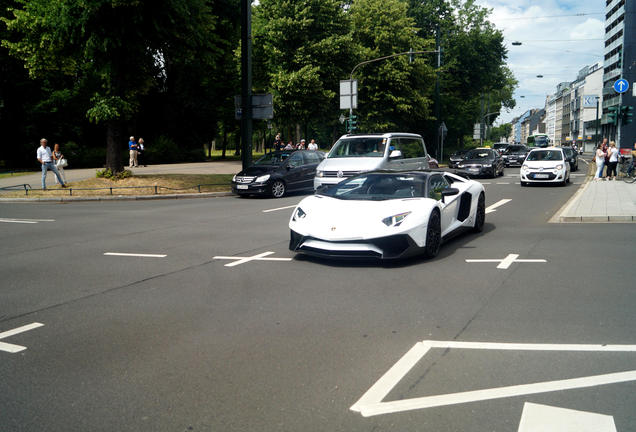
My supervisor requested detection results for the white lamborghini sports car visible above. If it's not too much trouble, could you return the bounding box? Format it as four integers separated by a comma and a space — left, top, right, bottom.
289, 170, 486, 260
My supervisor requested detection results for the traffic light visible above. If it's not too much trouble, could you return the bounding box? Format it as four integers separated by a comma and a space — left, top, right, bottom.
607, 106, 619, 125
621, 105, 634, 125
350, 115, 357, 132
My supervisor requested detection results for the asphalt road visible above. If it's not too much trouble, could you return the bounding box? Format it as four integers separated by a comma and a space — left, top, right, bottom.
1, 168, 635, 432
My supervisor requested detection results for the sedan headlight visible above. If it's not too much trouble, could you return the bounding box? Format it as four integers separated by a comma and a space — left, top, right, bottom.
555, 164, 563, 170
316, 170, 324, 178
255, 174, 270, 183
292, 207, 307, 221
457, 164, 465, 168
521, 165, 529, 172
382, 211, 411, 227
232, 174, 237, 182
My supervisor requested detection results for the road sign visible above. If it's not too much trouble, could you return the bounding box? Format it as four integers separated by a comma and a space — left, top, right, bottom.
613, 79, 629, 94
439, 121, 448, 137
582, 95, 597, 108
234, 94, 274, 120
473, 123, 482, 140
339, 80, 358, 110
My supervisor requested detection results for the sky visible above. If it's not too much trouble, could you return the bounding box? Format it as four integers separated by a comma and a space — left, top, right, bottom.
474, 0, 605, 125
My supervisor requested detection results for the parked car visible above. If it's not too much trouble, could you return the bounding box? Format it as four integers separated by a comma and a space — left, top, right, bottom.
561, 146, 579, 171
448, 150, 468, 169
520, 147, 570, 186
289, 170, 486, 260
314, 133, 430, 190
457, 148, 505, 178
232, 150, 325, 198
502, 144, 529, 167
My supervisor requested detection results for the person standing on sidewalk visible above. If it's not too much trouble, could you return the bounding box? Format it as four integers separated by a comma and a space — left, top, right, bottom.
52, 143, 67, 185
137, 138, 146, 167
594, 143, 606, 181
36, 138, 66, 189
606, 141, 619, 180
128, 136, 138, 168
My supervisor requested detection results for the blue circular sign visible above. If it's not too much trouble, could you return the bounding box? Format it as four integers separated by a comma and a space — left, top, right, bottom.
613, 79, 629, 94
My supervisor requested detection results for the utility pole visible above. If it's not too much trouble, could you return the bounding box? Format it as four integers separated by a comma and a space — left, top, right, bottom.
240, 0, 253, 170
595, 96, 600, 149
434, 25, 441, 159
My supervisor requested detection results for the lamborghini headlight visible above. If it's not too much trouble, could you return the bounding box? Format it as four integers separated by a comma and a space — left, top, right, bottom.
382, 211, 411, 227
255, 174, 270, 183
292, 207, 307, 221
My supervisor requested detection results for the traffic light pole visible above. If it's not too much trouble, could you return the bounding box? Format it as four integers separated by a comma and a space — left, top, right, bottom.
240, 0, 253, 170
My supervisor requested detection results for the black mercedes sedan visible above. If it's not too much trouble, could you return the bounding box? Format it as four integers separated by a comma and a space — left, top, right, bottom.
448, 150, 468, 169
232, 150, 325, 198
456, 148, 505, 178
502, 144, 529, 167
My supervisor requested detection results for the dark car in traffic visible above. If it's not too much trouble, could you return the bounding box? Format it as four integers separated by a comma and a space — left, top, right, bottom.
502, 144, 529, 167
448, 150, 468, 168
493, 142, 509, 154
561, 146, 579, 171
456, 148, 505, 177
232, 150, 325, 198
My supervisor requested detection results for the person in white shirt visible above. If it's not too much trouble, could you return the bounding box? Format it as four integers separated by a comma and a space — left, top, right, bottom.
594, 144, 606, 180
307, 139, 318, 151
607, 141, 619, 180
36, 138, 66, 189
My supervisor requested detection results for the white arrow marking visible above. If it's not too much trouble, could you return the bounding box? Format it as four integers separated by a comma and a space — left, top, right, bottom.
518, 402, 616, 432
485, 199, 511, 213
351, 340, 636, 417
0, 322, 45, 353
213, 251, 292, 267
104, 252, 167, 258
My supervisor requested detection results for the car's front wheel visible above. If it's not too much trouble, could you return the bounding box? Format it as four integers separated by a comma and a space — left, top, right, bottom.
423, 210, 441, 259
271, 180, 286, 198
472, 193, 485, 233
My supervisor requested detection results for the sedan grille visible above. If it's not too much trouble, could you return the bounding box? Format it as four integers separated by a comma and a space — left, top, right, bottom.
235, 176, 256, 184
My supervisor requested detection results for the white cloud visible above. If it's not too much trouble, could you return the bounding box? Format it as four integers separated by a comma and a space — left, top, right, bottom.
474, 0, 604, 124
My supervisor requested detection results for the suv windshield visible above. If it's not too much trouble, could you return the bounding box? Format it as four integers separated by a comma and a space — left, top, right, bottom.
327, 137, 386, 158
526, 150, 563, 161
253, 152, 291, 165
506, 145, 526, 153
464, 149, 495, 160
318, 173, 426, 200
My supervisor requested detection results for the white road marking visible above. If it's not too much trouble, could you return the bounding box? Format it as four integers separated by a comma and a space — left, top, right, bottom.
581, 158, 589, 165
466, 253, 546, 269
0, 322, 45, 353
0, 218, 55, 224
213, 251, 292, 267
480, 182, 491, 185
496, 182, 510, 185
351, 340, 636, 417
104, 252, 167, 258
262, 205, 297, 213
485, 199, 511, 214
518, 403, 617, 432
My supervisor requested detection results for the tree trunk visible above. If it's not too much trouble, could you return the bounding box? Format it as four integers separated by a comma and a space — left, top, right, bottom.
222, 125, 227, 159
105, 122, 122, 173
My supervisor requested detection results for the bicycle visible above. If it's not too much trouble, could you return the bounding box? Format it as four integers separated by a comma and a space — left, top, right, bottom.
618, 156, 636, 183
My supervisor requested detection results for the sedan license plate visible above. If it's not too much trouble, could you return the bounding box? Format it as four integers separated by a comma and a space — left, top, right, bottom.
534, 173, 549, 179
236, 184, 249, 190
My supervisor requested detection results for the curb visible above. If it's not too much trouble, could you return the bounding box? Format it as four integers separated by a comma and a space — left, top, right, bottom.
0, 191, 234, 203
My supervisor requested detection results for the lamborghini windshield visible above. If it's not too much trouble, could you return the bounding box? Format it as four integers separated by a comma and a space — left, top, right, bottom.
318, 173, 427, 200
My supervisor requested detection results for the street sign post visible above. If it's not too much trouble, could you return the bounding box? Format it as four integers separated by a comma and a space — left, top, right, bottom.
339, 80, 358, 110
613, 79, 629, 94
234, 93, 273, 120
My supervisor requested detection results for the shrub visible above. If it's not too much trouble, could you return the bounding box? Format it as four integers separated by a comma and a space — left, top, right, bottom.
96, 168, 132, 180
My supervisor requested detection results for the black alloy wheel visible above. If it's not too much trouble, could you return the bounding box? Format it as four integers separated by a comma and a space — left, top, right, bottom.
472, 193, 485, 233
271, 180, 286, 198
423, 210, 441, 258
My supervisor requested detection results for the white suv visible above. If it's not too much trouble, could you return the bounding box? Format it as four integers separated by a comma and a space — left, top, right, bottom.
520, 147, 570, 186
314, 133, 430, 190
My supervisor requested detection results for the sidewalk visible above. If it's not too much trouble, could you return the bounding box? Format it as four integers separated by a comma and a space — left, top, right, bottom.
0, 161, 242, 190
556, 177, 636, 223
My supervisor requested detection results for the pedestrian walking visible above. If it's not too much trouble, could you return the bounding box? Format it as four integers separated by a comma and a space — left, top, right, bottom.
601, 138, 609, 178
308, 139, 318, 151
36, 138, 66, 189
274, 134, 284, 152
594, 143, 606, 181
606, 141, 619, 180
284, 141, 294, 150
137, 138, 146, 167
297, 139, 306, 150
52, 143, 67, 185
128, 136, 138, 168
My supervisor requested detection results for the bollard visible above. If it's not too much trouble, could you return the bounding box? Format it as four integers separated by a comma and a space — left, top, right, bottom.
154, 185, 158, 194
69, 188, 72, 196
198, 185, 201, 193
109, 187, 113, 195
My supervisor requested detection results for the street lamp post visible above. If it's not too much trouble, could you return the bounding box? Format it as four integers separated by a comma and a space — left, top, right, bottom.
595, 96, 600, 150
480, 111, 500, 146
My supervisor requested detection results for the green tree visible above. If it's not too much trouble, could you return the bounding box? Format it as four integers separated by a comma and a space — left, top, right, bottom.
253, 0, 354, 142
2, 0, 225, 172
349, 0, 435, 132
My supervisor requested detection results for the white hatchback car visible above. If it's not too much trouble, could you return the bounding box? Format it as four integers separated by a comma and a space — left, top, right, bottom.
520, 147, 570, 186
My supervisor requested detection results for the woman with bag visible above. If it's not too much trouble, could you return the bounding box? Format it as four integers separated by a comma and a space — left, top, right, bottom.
53, 143, 67, 185
607, 141, 619, 180
594, 143, 606, 181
